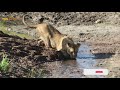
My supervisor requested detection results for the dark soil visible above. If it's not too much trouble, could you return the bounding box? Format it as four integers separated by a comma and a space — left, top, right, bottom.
0, 31, 67, 78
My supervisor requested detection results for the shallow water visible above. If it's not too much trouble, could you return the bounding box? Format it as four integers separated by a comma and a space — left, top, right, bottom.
76, 43, 96, 69
47, 42, 109, 78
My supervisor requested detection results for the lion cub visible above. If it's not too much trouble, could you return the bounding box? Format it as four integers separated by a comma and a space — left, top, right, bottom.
22, 14, 80, 59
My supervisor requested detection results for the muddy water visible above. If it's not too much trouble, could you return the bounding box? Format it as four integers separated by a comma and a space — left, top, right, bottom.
46, 43, 107, 78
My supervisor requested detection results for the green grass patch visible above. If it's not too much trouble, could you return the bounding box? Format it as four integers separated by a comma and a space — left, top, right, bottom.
0, 21, 34, 39
0, 53, 10, 72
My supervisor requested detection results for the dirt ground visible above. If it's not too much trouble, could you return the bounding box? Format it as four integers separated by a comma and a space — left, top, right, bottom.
0, 12, 120, 78
0, 31, 69, 78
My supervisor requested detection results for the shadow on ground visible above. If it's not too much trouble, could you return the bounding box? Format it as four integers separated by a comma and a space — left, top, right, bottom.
93, 53, 115, 59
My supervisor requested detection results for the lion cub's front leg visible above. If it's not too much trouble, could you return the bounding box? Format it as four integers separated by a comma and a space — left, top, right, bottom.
42, 37, 53, 48
45, 37, 52, 48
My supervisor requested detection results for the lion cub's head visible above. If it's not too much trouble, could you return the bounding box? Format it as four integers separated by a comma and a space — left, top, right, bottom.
66, 42, 80, 59
62, 37, 80, 59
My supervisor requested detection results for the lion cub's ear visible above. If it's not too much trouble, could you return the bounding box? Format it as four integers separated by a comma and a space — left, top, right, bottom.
67, 43, 71, 48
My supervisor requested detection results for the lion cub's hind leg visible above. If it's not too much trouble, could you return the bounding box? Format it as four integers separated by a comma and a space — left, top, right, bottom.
38, 35, 52, 49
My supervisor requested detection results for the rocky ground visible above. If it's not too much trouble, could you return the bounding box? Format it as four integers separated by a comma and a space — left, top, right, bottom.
0, 12, 120, 78
1, 12, 120, 26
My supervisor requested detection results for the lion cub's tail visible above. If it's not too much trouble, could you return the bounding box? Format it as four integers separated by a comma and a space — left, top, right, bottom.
22, 14, 37, 28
